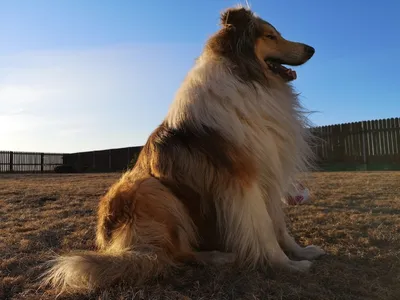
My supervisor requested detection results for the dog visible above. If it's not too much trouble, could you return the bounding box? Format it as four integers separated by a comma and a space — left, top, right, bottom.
41, 5, 325, 295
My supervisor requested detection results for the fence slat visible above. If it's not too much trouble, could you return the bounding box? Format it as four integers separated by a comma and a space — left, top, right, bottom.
395, 118, 400, 163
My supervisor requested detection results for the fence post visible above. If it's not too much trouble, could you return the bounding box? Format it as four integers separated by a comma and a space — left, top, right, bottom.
361, 122, 367, 166
9, 151, 13, 172
40, 153, 44, 172
109, 149, 112, 171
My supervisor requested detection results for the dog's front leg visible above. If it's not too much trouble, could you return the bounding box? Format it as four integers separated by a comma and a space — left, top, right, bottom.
217, 183, 312, 272
264, 187, 325, 260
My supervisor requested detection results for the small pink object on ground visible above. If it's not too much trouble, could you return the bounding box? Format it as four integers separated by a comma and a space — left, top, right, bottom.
286, 182, 310, 205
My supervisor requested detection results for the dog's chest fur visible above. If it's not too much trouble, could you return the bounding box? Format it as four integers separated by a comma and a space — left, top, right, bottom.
166, 57, 310, 193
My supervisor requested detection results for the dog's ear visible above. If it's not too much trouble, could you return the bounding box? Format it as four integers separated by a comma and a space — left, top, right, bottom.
220, 7, 253, 28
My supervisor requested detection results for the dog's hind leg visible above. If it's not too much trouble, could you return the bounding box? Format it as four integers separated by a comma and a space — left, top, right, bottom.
265, 187, 325, 260
218, 183, 312, 272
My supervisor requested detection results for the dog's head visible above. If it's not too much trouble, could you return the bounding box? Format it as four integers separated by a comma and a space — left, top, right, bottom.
208, 6, 314, 84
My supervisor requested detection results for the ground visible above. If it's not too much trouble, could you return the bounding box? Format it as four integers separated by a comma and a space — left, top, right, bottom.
0, 172, 399, 300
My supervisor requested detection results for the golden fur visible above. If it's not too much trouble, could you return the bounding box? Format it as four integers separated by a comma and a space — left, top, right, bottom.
41, 5, 325, 295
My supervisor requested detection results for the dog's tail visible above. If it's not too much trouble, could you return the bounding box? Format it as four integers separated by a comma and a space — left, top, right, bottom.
41, 175, 198, 295
40, 247, 171, 294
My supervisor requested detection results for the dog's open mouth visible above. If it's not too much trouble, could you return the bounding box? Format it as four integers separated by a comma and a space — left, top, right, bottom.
265, 59, 297, 82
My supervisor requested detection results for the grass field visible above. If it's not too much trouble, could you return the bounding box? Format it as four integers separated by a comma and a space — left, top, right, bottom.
1, 172, 399, 300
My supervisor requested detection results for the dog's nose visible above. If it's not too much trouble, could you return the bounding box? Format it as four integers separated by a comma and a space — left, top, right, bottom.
304, 45, 315, 58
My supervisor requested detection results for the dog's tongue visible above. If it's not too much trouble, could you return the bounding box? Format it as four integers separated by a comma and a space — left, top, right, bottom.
279, 65, 297, 81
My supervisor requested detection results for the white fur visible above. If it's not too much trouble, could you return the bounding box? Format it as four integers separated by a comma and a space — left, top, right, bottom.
166, 54, 324, 270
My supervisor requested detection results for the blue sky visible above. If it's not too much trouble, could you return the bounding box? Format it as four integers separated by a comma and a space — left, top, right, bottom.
1, 0, 399, 153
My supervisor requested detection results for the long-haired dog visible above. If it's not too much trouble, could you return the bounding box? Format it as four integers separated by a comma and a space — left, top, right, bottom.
41, 5, 325, 295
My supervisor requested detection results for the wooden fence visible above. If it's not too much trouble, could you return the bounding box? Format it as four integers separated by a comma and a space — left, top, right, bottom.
0, 151, 64, 172
1, 118, 399, 173
62, 146, 143, 173
311, 117, 400, 170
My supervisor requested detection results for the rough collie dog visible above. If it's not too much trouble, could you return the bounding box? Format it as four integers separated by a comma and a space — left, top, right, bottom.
42, 5, 325, 295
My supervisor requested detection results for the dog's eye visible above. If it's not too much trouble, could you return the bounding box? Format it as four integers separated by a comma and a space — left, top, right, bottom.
265, 34, 277, 40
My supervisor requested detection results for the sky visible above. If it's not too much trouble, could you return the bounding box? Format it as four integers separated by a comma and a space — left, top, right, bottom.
1, 0, 399, 153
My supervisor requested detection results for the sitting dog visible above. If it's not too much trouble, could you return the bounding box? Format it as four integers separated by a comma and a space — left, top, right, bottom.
42, 5, 325, 295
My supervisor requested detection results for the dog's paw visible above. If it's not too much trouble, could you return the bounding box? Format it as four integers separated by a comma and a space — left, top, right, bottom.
295, 245, 326, 260
287, 259, 312, 272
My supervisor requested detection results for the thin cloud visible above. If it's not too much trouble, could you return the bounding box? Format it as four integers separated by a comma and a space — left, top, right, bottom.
0, 43, 198, 152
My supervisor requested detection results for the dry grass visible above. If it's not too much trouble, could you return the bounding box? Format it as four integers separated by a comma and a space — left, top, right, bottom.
0, 172, 399, 300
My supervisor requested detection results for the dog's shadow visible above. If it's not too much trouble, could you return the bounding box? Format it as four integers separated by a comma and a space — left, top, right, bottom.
159, 252, 396, 300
